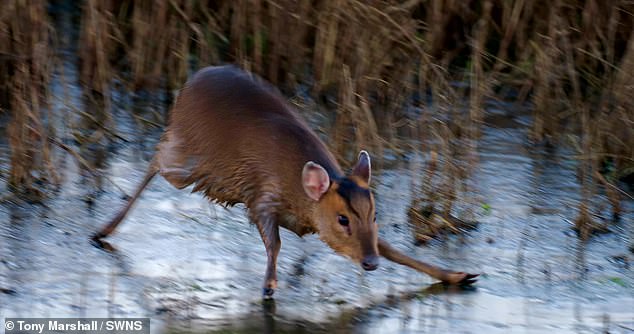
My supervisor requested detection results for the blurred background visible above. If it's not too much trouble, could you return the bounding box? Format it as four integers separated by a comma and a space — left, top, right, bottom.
1, 1, 633, 333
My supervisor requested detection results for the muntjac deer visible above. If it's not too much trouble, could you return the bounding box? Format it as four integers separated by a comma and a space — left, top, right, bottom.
93, 65, 478, 298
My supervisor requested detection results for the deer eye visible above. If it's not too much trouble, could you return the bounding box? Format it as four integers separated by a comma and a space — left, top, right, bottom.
337, 215, 349, 226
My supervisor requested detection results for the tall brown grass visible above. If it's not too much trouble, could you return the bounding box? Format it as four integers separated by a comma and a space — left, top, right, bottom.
1, 0, 57, 199
1, 1, 632, 239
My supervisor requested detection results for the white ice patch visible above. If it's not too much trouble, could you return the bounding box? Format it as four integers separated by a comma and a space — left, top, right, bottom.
154, 199, 176, 212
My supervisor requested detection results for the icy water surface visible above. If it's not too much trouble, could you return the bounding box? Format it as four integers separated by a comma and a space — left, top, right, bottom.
0, 102, 633, 334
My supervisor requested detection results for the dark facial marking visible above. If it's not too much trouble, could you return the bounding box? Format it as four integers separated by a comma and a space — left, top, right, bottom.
335, 177, 371, 219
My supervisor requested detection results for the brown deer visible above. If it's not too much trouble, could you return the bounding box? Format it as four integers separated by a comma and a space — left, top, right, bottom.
93, 65, 478, 298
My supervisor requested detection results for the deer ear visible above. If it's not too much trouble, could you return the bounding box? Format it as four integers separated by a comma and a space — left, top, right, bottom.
302, 162, 330, 201
352, 150, 371, 185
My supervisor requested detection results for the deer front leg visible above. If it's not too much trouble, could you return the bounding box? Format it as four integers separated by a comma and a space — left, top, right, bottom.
250, 201, 282, 299
378, 238, 478, 285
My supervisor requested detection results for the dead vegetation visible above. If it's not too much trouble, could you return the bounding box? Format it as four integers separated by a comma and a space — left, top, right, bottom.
0, 0, 632, 240
1, 0, 58, 200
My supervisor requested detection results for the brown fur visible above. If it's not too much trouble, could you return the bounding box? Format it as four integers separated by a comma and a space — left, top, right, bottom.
157, 66, 341, 235
314, 179, 378, 262
94, 66, 477, 298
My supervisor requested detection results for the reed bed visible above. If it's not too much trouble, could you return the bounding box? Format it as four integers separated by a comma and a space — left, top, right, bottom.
1, 0, 57, 200
0, 0, 632, 240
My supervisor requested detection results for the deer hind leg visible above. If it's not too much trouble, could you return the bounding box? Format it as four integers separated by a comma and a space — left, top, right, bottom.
93, 160, 159, 240
94, 131, 192, 240
155, 132, 196, 189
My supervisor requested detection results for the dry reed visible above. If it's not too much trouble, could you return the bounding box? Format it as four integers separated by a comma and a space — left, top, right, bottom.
1, 0, 57, 200
0, 1, 631, 241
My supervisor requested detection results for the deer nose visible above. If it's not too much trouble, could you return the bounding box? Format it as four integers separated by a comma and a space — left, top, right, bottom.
361, 255, 379, 271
